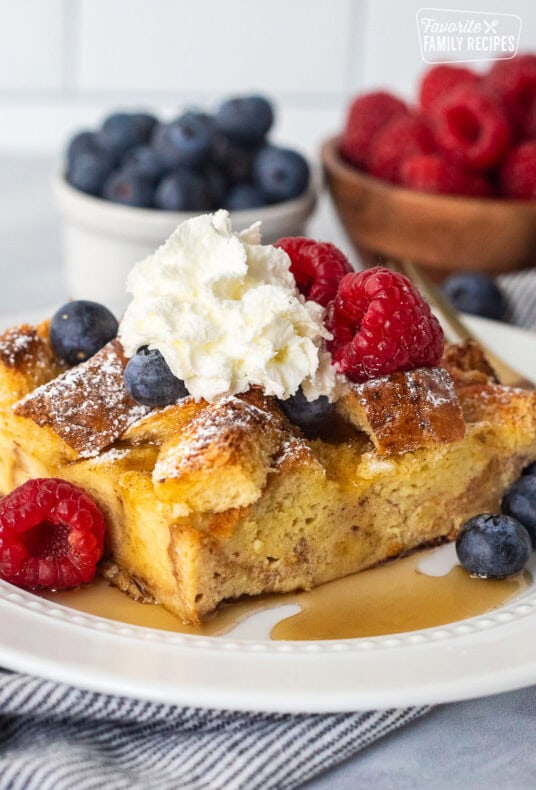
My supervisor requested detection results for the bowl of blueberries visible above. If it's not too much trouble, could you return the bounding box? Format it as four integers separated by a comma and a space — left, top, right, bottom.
56, 94, 316, 310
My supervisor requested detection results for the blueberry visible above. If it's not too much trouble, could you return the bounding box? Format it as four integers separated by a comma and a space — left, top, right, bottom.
98, 112, 152, 157
278, 388, 333, 430
502, 475, 536, 546
215, 96, 274, 145
66, 131, 100, 166
124, 347, 189, 408
225, 183, 265, 211
522, 461, 536, 477
210, 133, 257, 184
50, 301, 119, 365
456, 514, 531, 579
67, 150, 115, 196
154, 168, 212, 211
442, 273, 506, 320
102, 170, 154, 208
121, 145, 166, 181
253, 145, 310, 203
132, 112, 158, 141
203, 164, 228, 208
182, 110, 215, 133
152, 112, 212, 168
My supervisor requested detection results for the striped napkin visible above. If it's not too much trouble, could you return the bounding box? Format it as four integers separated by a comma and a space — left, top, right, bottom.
498, 270, 536, 329
0, 671, 428, 789
1, 270, 535, 789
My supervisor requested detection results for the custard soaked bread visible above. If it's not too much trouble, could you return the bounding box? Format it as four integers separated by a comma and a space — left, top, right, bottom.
1, 215, 535, 622
1, 319, 535, 624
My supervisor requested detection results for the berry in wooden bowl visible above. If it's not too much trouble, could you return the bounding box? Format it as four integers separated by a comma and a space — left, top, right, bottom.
322, 57, 536, 276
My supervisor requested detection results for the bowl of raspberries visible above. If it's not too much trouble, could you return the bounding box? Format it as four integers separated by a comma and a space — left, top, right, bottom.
56, 94, 315, 309
322, 55, 536, 276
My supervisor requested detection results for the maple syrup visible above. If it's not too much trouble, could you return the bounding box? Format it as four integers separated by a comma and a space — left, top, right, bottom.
44, 549, 529, 641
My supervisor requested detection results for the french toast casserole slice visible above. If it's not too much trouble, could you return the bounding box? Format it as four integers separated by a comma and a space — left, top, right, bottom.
1, 321, 536, 624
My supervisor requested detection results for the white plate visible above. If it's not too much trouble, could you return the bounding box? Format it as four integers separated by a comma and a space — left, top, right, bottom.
1, 312, 536, 713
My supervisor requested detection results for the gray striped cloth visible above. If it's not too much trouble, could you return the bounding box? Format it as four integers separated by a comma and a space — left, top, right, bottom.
1, 270, 535, 789
0, 670, 428, 789
498, 270, 536, 329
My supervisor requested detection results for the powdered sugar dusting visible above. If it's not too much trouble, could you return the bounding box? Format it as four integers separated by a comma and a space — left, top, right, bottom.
15, 340, 147, 457
153, 395, 281, 481
347, 366, 465, 455
274, 436, 311, 467
0, 325, 50, 372
355, 367, 457, 409
407, 369, 458, 408
90, 447, 130, 463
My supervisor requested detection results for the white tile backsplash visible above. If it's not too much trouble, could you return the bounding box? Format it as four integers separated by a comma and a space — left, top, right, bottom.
0, 0, 534, 152
76, 0, 354, 95
358, 0, 536, 100
0, 0, 66, 91
0, 100, 343, 157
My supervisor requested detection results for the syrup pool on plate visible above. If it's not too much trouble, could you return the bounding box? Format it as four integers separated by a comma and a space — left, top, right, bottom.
43, 545, 530, 640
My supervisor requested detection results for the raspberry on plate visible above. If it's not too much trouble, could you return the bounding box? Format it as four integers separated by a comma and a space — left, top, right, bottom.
400, 154, 493, 197
499, 141, 536, 200
340, 91, 407, 169
419, 64, 480, 115
432, 86, 511, 170
275, 237, 353, 307
368, 115, 436, 184
0, 478, 106, 590
485, 54, 536, 138
327, 267, 444, 382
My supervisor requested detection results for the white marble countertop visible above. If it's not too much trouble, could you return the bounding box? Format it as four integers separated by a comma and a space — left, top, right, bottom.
1, 155, 535, 789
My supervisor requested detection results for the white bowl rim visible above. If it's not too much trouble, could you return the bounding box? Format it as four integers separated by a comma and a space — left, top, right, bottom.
54, 171, 318, 235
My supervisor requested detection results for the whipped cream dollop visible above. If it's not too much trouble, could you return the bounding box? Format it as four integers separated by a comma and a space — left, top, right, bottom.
119, 210, 338, 402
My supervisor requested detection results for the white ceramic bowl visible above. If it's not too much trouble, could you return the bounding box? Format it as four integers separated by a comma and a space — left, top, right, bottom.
54, 174, 317, 314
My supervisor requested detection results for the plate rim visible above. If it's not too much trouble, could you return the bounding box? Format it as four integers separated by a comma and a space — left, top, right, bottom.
1, 313, 536, 712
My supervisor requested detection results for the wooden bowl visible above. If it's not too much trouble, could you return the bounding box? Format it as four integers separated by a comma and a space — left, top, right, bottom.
321, 136, 536, 276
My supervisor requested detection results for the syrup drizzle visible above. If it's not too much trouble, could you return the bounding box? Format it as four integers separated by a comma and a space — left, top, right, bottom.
44, 548, 529, 641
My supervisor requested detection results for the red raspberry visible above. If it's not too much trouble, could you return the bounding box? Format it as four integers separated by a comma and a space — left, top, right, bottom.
485, 54, 536, 138
0, 478, 106, 590
419, 65, 480, 115
340, 92, 407, 169
462, 170, 495, 198
400, 154, 493, 197
432, 86, 511, 170
499, 141, 536, 200
275, 237, 353, 307
368, 115, 435, 183
327, 267, 444, 382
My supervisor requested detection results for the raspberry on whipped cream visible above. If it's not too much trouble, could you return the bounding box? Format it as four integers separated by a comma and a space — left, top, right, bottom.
119, 210, 339, 403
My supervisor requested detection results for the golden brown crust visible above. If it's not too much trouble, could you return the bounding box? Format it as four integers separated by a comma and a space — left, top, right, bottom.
153, 394, 286, 512
122, 399, 205, 445
338, 367, 465, 455
2, 331, 536, 624
0, 321, 66, 407
100, 561, 156, 604
14, 340, 147, 457
442, 340, 498, 387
